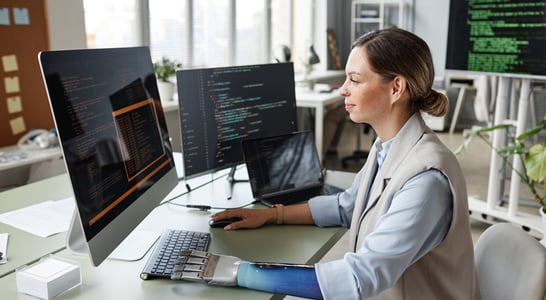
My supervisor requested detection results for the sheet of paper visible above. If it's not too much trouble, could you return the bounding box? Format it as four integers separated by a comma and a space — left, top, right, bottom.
4, 76, 20, 93
0, 233, 8, 264
9, 116, 26, 135
0, 198, 75, 238
7, 96, 23, 113
0, 8, 9, 25
2, 54, 18, 72
13, 7, 30, 25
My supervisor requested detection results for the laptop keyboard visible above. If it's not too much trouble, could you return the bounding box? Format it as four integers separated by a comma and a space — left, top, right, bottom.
140, 229, 210, 280
322, 183, 344, 195
262, 183, 345, 206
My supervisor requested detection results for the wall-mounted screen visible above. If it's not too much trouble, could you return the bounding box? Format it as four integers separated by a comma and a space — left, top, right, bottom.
445, 0, 546, 79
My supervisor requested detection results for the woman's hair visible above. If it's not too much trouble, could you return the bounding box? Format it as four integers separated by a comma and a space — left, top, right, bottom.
352, 28, 448, 117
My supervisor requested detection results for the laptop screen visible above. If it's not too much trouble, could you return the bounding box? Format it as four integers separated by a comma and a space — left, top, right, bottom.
242, 131, 324, 198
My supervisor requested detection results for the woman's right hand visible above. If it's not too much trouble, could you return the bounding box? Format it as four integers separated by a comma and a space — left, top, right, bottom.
210, 208, 276, 230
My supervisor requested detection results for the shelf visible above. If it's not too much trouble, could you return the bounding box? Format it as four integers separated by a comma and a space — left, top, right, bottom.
468, 196, 543, 239
351, 0, 413, 42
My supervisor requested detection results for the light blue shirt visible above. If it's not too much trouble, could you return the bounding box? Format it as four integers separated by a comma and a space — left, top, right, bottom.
308, 139, 453, 299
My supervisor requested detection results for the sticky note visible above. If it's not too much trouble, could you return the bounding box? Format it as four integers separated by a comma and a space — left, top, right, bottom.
4, 76, 20, 93
2, 55, 18, 72
13, 7, 30, 25
7, 96, 23, 113
0, 8, 9, 25
9, 116, 26, 135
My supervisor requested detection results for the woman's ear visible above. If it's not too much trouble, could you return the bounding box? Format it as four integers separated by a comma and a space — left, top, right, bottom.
391, 76, 407, 97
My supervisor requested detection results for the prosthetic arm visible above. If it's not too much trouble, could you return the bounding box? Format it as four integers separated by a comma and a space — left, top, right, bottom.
171, 250, 323, 299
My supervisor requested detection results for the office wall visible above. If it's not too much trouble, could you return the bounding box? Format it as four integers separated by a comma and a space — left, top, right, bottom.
46, 0, 86, 50
0, 0, 85, 148
0, 0, 84, 189
413, 0, 450, 80
0, 0, 53, 147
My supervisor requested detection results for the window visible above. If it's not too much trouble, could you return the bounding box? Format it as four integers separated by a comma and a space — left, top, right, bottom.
83, 0, 314, 72
149, 0, 189, 64
271, 0, 292, 62
84, 0, 141, 48
192, 0, 230, 67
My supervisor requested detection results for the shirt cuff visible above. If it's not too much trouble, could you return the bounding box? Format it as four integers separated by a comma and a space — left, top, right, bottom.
308, 195, 342, 227
316, 259, 360, 300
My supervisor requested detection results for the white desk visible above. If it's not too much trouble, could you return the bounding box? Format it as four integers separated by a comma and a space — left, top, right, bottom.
294, 70, 345, 84
0, 165, 355, 299
0, 145, 62, 172
296, 85, 345, 161
0, 146, 64, 190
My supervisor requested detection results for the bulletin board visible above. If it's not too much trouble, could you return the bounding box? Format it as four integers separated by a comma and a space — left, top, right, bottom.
0, 0, 53, 147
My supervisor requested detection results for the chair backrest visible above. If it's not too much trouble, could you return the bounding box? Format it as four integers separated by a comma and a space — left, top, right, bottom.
474, 222, 546, 300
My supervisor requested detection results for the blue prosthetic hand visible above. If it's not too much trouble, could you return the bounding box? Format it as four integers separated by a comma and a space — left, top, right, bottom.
170, 250, 323, 299
238, 261, 323, 299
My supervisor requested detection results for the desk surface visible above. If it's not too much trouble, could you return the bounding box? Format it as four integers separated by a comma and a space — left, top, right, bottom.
0, 175, 71, 276
0, 167, 355, 299
0, 145, 62, 172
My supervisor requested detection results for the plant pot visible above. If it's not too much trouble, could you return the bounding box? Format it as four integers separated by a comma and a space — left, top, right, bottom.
538, 207, 546, 247
157, 81, 175, 101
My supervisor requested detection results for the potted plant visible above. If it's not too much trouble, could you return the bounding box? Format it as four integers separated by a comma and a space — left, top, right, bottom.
455, 115, 546, 243
153, 57, 182, 101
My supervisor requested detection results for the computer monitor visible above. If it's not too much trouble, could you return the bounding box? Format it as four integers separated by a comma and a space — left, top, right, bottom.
177, 62, 298, 186
38, 47, 178, 266
445, 0, 546, 79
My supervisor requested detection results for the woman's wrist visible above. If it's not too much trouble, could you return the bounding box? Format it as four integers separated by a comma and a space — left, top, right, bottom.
272, 204, 284, 225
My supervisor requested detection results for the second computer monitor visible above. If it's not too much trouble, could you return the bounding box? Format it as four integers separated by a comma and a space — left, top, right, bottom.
177, 62, 298, 178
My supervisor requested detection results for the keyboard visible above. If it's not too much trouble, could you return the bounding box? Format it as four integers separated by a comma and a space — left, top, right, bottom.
140, 229, 210, 280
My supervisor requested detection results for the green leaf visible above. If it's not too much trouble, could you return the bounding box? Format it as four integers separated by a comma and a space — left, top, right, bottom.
454, 137, 472, 155
525, 143, 546, 182
473, 124, 512, 134
517, 120, 546, 141
497, 141, 525, 156
153, 57, 182, 83
454, 124, 512, 156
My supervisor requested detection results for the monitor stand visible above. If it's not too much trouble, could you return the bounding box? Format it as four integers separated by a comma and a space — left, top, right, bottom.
225, 166, 249, 200
66, 211, 160, 261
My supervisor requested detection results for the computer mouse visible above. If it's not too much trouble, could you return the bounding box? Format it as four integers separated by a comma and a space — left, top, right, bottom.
208, 217, 242, 228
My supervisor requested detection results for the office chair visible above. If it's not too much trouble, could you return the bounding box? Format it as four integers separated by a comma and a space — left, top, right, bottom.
341, 123, 374, 169
473, 222, 546, 300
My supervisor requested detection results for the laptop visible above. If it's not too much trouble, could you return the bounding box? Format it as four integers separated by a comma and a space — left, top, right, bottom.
242, 131, 344, 206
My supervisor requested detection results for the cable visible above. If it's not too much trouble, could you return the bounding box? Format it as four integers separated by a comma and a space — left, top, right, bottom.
158, 178, 216, 206
167, 200, 258, 211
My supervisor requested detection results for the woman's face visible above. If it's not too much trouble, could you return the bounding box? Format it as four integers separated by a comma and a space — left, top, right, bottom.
339, 46, 394, 125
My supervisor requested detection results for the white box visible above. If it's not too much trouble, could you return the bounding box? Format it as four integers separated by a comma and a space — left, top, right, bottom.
16, 255, 81, 299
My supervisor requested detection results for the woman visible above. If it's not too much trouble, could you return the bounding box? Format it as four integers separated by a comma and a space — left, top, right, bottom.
207, 28, 481, 299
